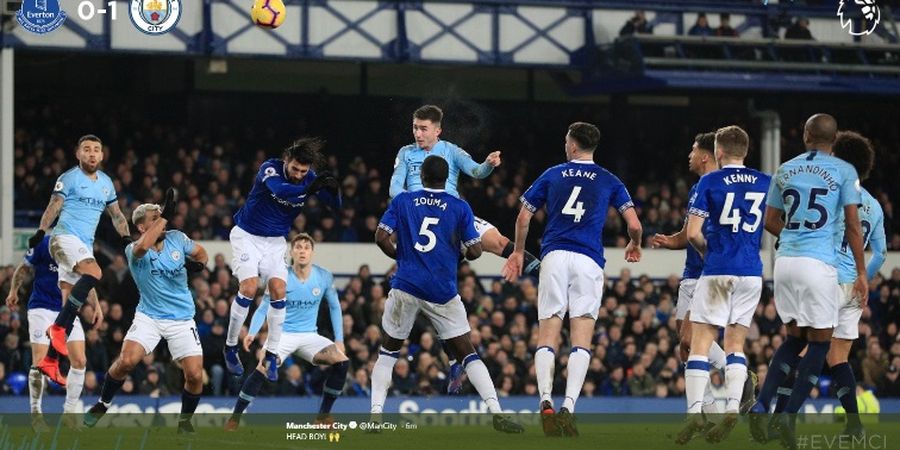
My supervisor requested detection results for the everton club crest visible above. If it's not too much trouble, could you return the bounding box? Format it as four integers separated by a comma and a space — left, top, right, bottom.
16, 0, 67, 34
130, 0, 181, 35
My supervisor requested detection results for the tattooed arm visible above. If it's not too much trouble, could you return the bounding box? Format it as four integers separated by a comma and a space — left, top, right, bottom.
4, 263, 33, 310
39, 194, 65, 232
106, 202, 131, 238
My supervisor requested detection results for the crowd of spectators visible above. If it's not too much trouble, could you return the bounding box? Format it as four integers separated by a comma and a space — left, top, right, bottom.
3, 258, 900, 401
3, 92, 898, 402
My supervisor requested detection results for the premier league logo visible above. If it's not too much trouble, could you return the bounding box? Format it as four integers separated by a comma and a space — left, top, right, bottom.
838, 0, 880, 36
16, 0, 67, 34
130, 0, 181, 35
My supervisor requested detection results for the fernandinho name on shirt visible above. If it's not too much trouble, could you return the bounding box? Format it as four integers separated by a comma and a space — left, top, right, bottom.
777, 164, 841, 192
723, 172, 760, 185
560, 167, 597, 180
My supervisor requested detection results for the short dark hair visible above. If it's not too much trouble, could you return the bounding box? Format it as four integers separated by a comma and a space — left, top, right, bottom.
291, 232, 315, 249
78, 134, 102, 146
694, 132, 716, 153
421, 155, 449, 186
567, 122, 601, 152
414, 105, 443, 125
284, 137, 325, 167
715, 125, 749, 158
833, 131, 875, 182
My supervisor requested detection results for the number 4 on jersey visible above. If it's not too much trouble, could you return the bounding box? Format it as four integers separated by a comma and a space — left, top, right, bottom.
562, 186, 586, 223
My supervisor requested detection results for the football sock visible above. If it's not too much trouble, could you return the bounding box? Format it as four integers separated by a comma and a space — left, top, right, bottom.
233, 370, 268, 417
264, 298, 287, 353
831, 362, 861, 427
181, 389, 201, 422
226, 294, 253, 346
561, 347, 590, 413
99, 373, 125, 407
725, 353, 748, 413
63, 367, 85, 413
55, 275, 96, 330
785, 341, 830, 413
535, 346, 555, 405
320, 361, 349, 414
29, 368, 45, 414
685, 355, 710, 414
462, 353, 501, 414
754, 335, 805, 412
708, 341, 727, 370
371, 347, 399, 414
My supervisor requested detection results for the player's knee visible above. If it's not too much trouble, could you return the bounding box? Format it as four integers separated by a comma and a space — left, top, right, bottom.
267, 279, 286, 298
238, 278, 259, 298
69, 354, 87, 369
184, 367, 204, 385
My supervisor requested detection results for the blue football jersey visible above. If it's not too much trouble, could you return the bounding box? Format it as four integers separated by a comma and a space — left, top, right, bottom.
379, 189, 480, 304
836, 188, 886, 284
766, 150, 861, 267
234, 159, 341, 237
520, 160, 633, 269
683, 183, 704, 280
127, 231, 196, 321
24, 236, 62, 312
50, 167, 117, 246
689, 166, 771, 276
389, 140, 494, 199
249, 265, 342, 340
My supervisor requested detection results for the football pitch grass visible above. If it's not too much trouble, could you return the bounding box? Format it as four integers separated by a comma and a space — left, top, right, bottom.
1, 414, 897, 450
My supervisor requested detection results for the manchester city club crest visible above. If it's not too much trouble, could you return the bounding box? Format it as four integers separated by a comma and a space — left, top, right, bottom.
312, 288, 322, 297
130, 0, 181, 35
171, 250, 182, 261
16, 0, 67, 34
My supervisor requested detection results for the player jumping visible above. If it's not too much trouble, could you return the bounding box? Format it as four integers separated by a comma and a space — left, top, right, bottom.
29, 134, 130, 387
676, 126, 771, 444
225, 233, 349, 430
502, 122, 642, 437
750, 114, 868, 448
375, 155, 523, 434
224, 138, 341, 382
84, 197, 209, 434
390, 104, 541, 393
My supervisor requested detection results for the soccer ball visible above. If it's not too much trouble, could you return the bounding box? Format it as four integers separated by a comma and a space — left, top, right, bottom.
251, 0, 286, 29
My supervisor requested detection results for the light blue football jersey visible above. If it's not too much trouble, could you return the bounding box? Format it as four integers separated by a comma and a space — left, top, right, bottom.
389, 140, 494, 199
766, 150, 861, 267
836, 188, 886, 284
127, 231, 196, 321
249, 265, 342, 340
689, 166, 771, 277
51, 167, 117, 245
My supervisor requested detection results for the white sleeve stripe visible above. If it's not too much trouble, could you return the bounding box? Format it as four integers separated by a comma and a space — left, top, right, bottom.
688, 207, 709, 218
618, 201, 635, 213
520, 195, 537, 213
463, 237, 482, 248
377, 223, 394, 235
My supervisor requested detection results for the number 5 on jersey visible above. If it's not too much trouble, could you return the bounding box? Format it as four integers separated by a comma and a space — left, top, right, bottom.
415, 217, 440, 252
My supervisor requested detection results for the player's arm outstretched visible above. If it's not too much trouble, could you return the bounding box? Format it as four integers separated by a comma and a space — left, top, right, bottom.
28, 193, 64, 249
455, 147, 502, 179
3, 262, 33, 310
651, 225, 688, 250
